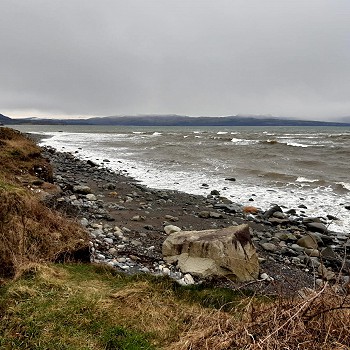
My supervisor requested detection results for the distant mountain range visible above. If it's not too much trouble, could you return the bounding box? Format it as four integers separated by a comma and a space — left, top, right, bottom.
1, 113, 350, 127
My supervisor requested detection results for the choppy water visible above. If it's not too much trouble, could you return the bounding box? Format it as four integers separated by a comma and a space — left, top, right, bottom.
12, 124, 350, 234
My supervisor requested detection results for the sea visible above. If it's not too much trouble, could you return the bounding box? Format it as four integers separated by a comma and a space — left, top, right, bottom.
11, 124, 350, 234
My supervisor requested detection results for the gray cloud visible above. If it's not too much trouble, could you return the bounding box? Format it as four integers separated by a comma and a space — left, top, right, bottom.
1, 0, 350, 120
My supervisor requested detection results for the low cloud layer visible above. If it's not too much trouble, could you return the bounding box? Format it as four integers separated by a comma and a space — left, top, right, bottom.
1, 0, 350, 120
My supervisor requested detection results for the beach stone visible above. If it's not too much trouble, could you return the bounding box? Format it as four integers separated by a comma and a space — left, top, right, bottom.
131, 239, 142, 247
291, 244, 305, 252
73, 185, 92, 194
260, 272, 274, 281
183, 273, 195, 285
209, 211, 224, 219
321, 247, 337, 260
103, 238, 114, 244
210, 190, 220, 196
304, 248, 320, 257
268, 217, 290, 225
86, 193, 97, 201
243, 206, 259, 214
225, 177, 236, 182
272, 211, 286, 219
80, 218, 89, 227
213, 203, 242, 213
87, 160, 98, 167
164, 215, 179, 222
305, 222, 328, 234
305, 256, 321, 268
263, 205, 283, 219
164, 225, 181, 234
108, 248, 117, 255
318, 264, 336, 281
162, 224, 259, 281
297, 234, 318, 249
106, 183, 116, 190
131, 215, 145, 221
275, 232, 297, 241
261, 242, 278, 252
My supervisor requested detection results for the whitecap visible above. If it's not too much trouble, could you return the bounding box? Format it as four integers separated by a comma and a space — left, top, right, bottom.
296, 177, 319, 183
337, 182, 350, 191
286, 142, 309, 148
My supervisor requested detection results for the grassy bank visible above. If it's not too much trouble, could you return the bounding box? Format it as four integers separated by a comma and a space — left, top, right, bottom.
1, 263, 350, 349
0, 127, 89, 277
1, 127, 350, 349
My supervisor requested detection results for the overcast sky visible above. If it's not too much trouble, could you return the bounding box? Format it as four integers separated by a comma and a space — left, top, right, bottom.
1, 0, 349, 121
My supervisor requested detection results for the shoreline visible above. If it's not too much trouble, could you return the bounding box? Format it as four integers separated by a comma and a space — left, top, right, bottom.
28, 126, 350, 235
35, 135, 350, 295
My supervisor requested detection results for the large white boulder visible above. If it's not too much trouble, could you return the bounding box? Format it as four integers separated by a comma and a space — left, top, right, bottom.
162, 224, 259, 281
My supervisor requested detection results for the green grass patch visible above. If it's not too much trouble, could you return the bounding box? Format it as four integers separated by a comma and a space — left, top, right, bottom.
0, 264, 158, 349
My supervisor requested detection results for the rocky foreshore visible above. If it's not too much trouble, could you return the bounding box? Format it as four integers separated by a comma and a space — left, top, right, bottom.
38, 144, 350, 295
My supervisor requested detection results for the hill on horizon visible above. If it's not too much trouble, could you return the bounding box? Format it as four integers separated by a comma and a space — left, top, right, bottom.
1, 113, 350, 127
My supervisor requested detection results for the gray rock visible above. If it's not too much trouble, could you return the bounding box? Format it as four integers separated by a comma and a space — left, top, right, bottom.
305, 221, 328, 234
275, 232, 297, 241
272, 211, 286, 219
183, 273, 195, 285
213, 203, 242, 213
104, 238, 114, 245
261, 242, 278, 252
210, 190, 220, 196
263, 205, 283, 219
80, 218, 89, 227
318, 264, 336, 280
260, 272, 274, 281
131, 240, 142, 247
321, 247, 337, 260
164, 215, 179, 222
140, 267, 150, 273
297, 234, 318, 249
291, 244, 305, 252
163, 224, 259, 281
304, 248, 320, 257
209, 211, 224, 219
108, 248, 117, 255
131, 215, 146, 221
86, 193, 97, 201
164, 225, 181, 234
268, 217, 290, 225
73, 185, 92, 194
106, 183, 116, 190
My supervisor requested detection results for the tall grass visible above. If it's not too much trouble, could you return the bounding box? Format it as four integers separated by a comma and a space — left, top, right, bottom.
0, 127, 89, 277
1, 264, 350, 349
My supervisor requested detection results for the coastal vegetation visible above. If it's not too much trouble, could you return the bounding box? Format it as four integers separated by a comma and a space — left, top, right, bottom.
1, 127, 350, 349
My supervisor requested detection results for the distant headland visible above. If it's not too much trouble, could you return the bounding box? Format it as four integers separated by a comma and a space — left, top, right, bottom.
1, 113, 350, 127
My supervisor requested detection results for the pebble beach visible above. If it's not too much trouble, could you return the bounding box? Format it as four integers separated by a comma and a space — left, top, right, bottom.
35, 139, 350, 296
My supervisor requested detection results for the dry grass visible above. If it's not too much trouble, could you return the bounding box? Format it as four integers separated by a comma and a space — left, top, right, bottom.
0, 187, 89, 277
0, 127, 52, 183
167, 284, 350, 350
1, 264, 350, 349
0, 127, 89, 278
